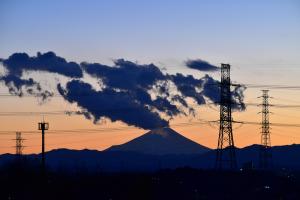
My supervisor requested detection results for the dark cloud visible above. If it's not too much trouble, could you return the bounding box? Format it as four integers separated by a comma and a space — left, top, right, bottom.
73, 59, 246, 128
2, 51, 82, 78
201, 75, 220, 103
186, 59, 219, 71
0, 74, 53, 100
201, 75, 246, 111
169, 73, 205, 105
58, 80, 168, 129
82, 59, 165, 90
82, 59, 185, 116
0, 51, 246, 129
79, 60, 181, 128
231, 85, 246, 111
0, 75, 37, 93
0, 51, 81, 100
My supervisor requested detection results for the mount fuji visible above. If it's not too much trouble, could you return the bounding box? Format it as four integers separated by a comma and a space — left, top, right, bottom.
106, 127, 210, 155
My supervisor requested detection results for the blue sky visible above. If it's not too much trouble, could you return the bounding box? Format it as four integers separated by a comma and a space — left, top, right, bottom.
1, 0, 299, 68
0, 0, 300, 152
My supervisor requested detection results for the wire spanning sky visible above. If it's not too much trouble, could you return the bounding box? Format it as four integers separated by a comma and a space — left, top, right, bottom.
0, 0, 300, 154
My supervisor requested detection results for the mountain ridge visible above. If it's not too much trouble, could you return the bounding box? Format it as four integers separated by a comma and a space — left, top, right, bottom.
1, 144, 300, 172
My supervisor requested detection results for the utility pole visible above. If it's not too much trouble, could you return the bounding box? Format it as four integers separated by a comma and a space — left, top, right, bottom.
259, 90, 272, 169
215, 64, 237, 170
38, 121, 49, 170
15, 132, 24, 156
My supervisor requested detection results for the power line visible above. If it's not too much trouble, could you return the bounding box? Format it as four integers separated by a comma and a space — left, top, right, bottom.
0, 101, 299, 117
0, 82, 299, 98
272, 97, 300, 104
0, 119, 300, 135
242, 84, 300, 90
1, 123, 300, 150
0, 111, 70, 116
231, 121, 300, 128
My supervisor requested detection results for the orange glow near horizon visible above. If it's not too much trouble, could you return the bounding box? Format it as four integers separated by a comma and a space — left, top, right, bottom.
0, 87, 299, 155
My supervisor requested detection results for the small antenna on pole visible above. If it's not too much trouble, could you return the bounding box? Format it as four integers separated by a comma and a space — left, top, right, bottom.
38, 119, 49, 171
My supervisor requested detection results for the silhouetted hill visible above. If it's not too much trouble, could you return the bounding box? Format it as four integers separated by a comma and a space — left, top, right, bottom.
106, 127, 211, 155
235, 144, 300, 169
1, 144, 300, 172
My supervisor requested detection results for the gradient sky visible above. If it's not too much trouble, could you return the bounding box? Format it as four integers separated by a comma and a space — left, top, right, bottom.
0, 0, 300, 154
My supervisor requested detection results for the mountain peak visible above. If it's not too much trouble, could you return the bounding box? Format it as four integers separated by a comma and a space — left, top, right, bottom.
148, 127, 179, 138
106, 127, 210, 155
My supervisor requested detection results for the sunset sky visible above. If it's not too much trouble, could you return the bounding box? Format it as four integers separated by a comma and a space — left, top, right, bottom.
0, 0, 300, 154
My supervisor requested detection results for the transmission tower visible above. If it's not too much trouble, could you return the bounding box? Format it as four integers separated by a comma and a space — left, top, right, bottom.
14, 132, 24, 156
259, 90, 272, 169
215, 64, 237, 170
38, 120, 49, 170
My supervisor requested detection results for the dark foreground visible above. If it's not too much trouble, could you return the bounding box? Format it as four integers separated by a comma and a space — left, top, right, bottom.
1, 162, 300, 200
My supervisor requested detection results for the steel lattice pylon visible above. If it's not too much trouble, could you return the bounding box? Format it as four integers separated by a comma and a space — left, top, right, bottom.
259, 90, 272, 169
15, 132, 24, 156
215, 64, 237, 170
